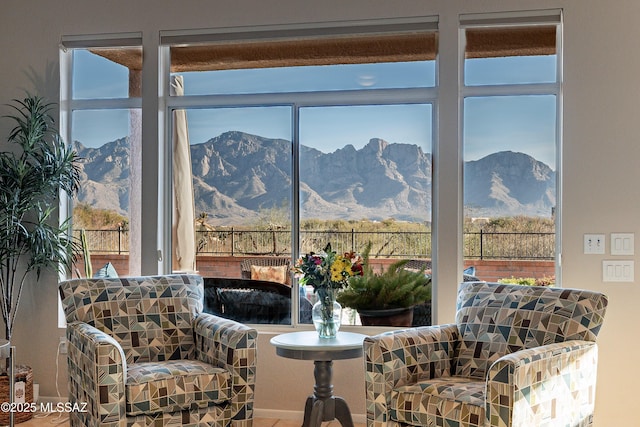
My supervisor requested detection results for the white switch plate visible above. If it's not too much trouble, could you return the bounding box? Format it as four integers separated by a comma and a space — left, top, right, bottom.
602, 260, 634, 282
611, 233, 634, 255
584, 234, 605, 254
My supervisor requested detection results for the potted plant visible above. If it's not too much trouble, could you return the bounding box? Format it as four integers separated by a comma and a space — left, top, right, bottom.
0, 94, 80, 423
337, 243, 431, 326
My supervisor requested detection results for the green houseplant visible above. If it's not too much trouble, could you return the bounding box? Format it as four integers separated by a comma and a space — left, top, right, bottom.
0, 95, 80, 342
337, 243, 431, 326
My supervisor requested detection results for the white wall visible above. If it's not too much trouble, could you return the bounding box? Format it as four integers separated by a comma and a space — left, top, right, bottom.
0, 0, 637, 424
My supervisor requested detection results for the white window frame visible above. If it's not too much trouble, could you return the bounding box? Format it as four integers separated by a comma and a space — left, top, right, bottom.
58, 10, 563, 330
58, 33, 143, 327
459, 9, 563, 284
159, 18, 438, 328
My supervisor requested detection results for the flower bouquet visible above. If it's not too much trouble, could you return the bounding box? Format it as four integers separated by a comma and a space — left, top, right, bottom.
295, 243, 363, 337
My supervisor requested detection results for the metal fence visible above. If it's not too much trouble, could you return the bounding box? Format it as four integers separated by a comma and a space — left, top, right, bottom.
464, 230, 555, 260
73, 228, 130, 254
76, 228, 555, 260
195, 229, 433, 258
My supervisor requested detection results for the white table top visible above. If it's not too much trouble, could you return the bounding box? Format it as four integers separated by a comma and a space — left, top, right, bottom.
270, 331, 367, 361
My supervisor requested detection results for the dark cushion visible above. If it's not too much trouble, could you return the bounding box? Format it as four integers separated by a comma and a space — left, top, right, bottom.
218, 289, 292, 324
203, 277, 312, 324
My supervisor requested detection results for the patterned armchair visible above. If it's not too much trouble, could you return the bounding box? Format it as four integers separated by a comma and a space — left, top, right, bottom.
364, 282, 608, 427
59, 274, 257, 427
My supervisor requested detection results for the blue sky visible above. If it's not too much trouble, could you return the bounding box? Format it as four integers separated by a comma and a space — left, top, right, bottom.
71, 49, 557, 169
182, 104, 433, 153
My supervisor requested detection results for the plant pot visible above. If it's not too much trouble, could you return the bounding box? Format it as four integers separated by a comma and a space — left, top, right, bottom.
0, 365, 33, 424
357, 307, 414, 327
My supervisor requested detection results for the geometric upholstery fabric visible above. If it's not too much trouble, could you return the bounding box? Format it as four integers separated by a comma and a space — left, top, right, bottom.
391, 377, 485, 427
125, 360, 230, 415
60, 275, 202, 364
59, 274, 258, 427
454, 282, 607, 379
364, 282, 608, 427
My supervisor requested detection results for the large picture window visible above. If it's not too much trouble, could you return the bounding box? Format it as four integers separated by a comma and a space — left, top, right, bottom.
60, 11, 562, 328
163, 24, 437, 325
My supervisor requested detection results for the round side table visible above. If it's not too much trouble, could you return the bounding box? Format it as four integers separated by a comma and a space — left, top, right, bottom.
270, 331, 366, 427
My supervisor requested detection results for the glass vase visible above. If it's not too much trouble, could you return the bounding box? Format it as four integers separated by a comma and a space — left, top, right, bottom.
312, 289, 342, 338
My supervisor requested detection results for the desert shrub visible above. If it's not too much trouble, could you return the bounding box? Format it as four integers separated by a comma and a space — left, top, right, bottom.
498, 276, 537, 286
534, 276, 555, 286
73, 203, 127, 229
498, 276, 555, 286
465, 215, 554, 233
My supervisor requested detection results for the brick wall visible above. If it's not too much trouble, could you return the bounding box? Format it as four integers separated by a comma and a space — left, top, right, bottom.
466, 259, 555, 282
76, 255, 554, 283
72, 255, 130, 278
74, 255, 243, 278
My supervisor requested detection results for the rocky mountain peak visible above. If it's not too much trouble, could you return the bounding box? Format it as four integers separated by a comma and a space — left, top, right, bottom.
75, 131, 555, 222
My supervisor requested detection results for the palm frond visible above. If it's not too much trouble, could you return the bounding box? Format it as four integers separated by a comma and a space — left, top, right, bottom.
0, 94, 80, 340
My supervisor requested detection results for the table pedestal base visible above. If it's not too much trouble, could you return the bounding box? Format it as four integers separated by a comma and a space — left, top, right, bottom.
301, 360, 354, 427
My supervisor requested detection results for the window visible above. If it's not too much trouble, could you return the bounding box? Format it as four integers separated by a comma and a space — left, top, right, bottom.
60, 34, 143, 277
162, 22, 437, 325
60, 12, 563, 328
461, 14, 561, 284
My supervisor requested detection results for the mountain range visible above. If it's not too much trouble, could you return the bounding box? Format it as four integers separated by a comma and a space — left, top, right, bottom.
73, 131, 555, 224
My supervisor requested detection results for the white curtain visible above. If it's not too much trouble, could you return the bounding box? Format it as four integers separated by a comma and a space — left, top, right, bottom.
171, 75, 196, 272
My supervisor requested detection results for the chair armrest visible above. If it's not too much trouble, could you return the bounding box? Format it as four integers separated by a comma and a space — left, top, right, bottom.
363, 324, 460, 427
194, 312, 258, 424
66, 321, 127, 425
486, 340, 598, 427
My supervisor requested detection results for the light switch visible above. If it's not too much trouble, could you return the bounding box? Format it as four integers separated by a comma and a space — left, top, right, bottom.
603, 260, 634, 282
584, 234, 605, 254
611, 233, 634, 255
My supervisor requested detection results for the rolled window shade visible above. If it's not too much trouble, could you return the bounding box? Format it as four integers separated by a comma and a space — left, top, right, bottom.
61, 33, 143, 71
169, 32, 437, 72
83, 32, 437, 73
60, 32, 142, 49
84, 26, 554, 73
465, 26, 556, 59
